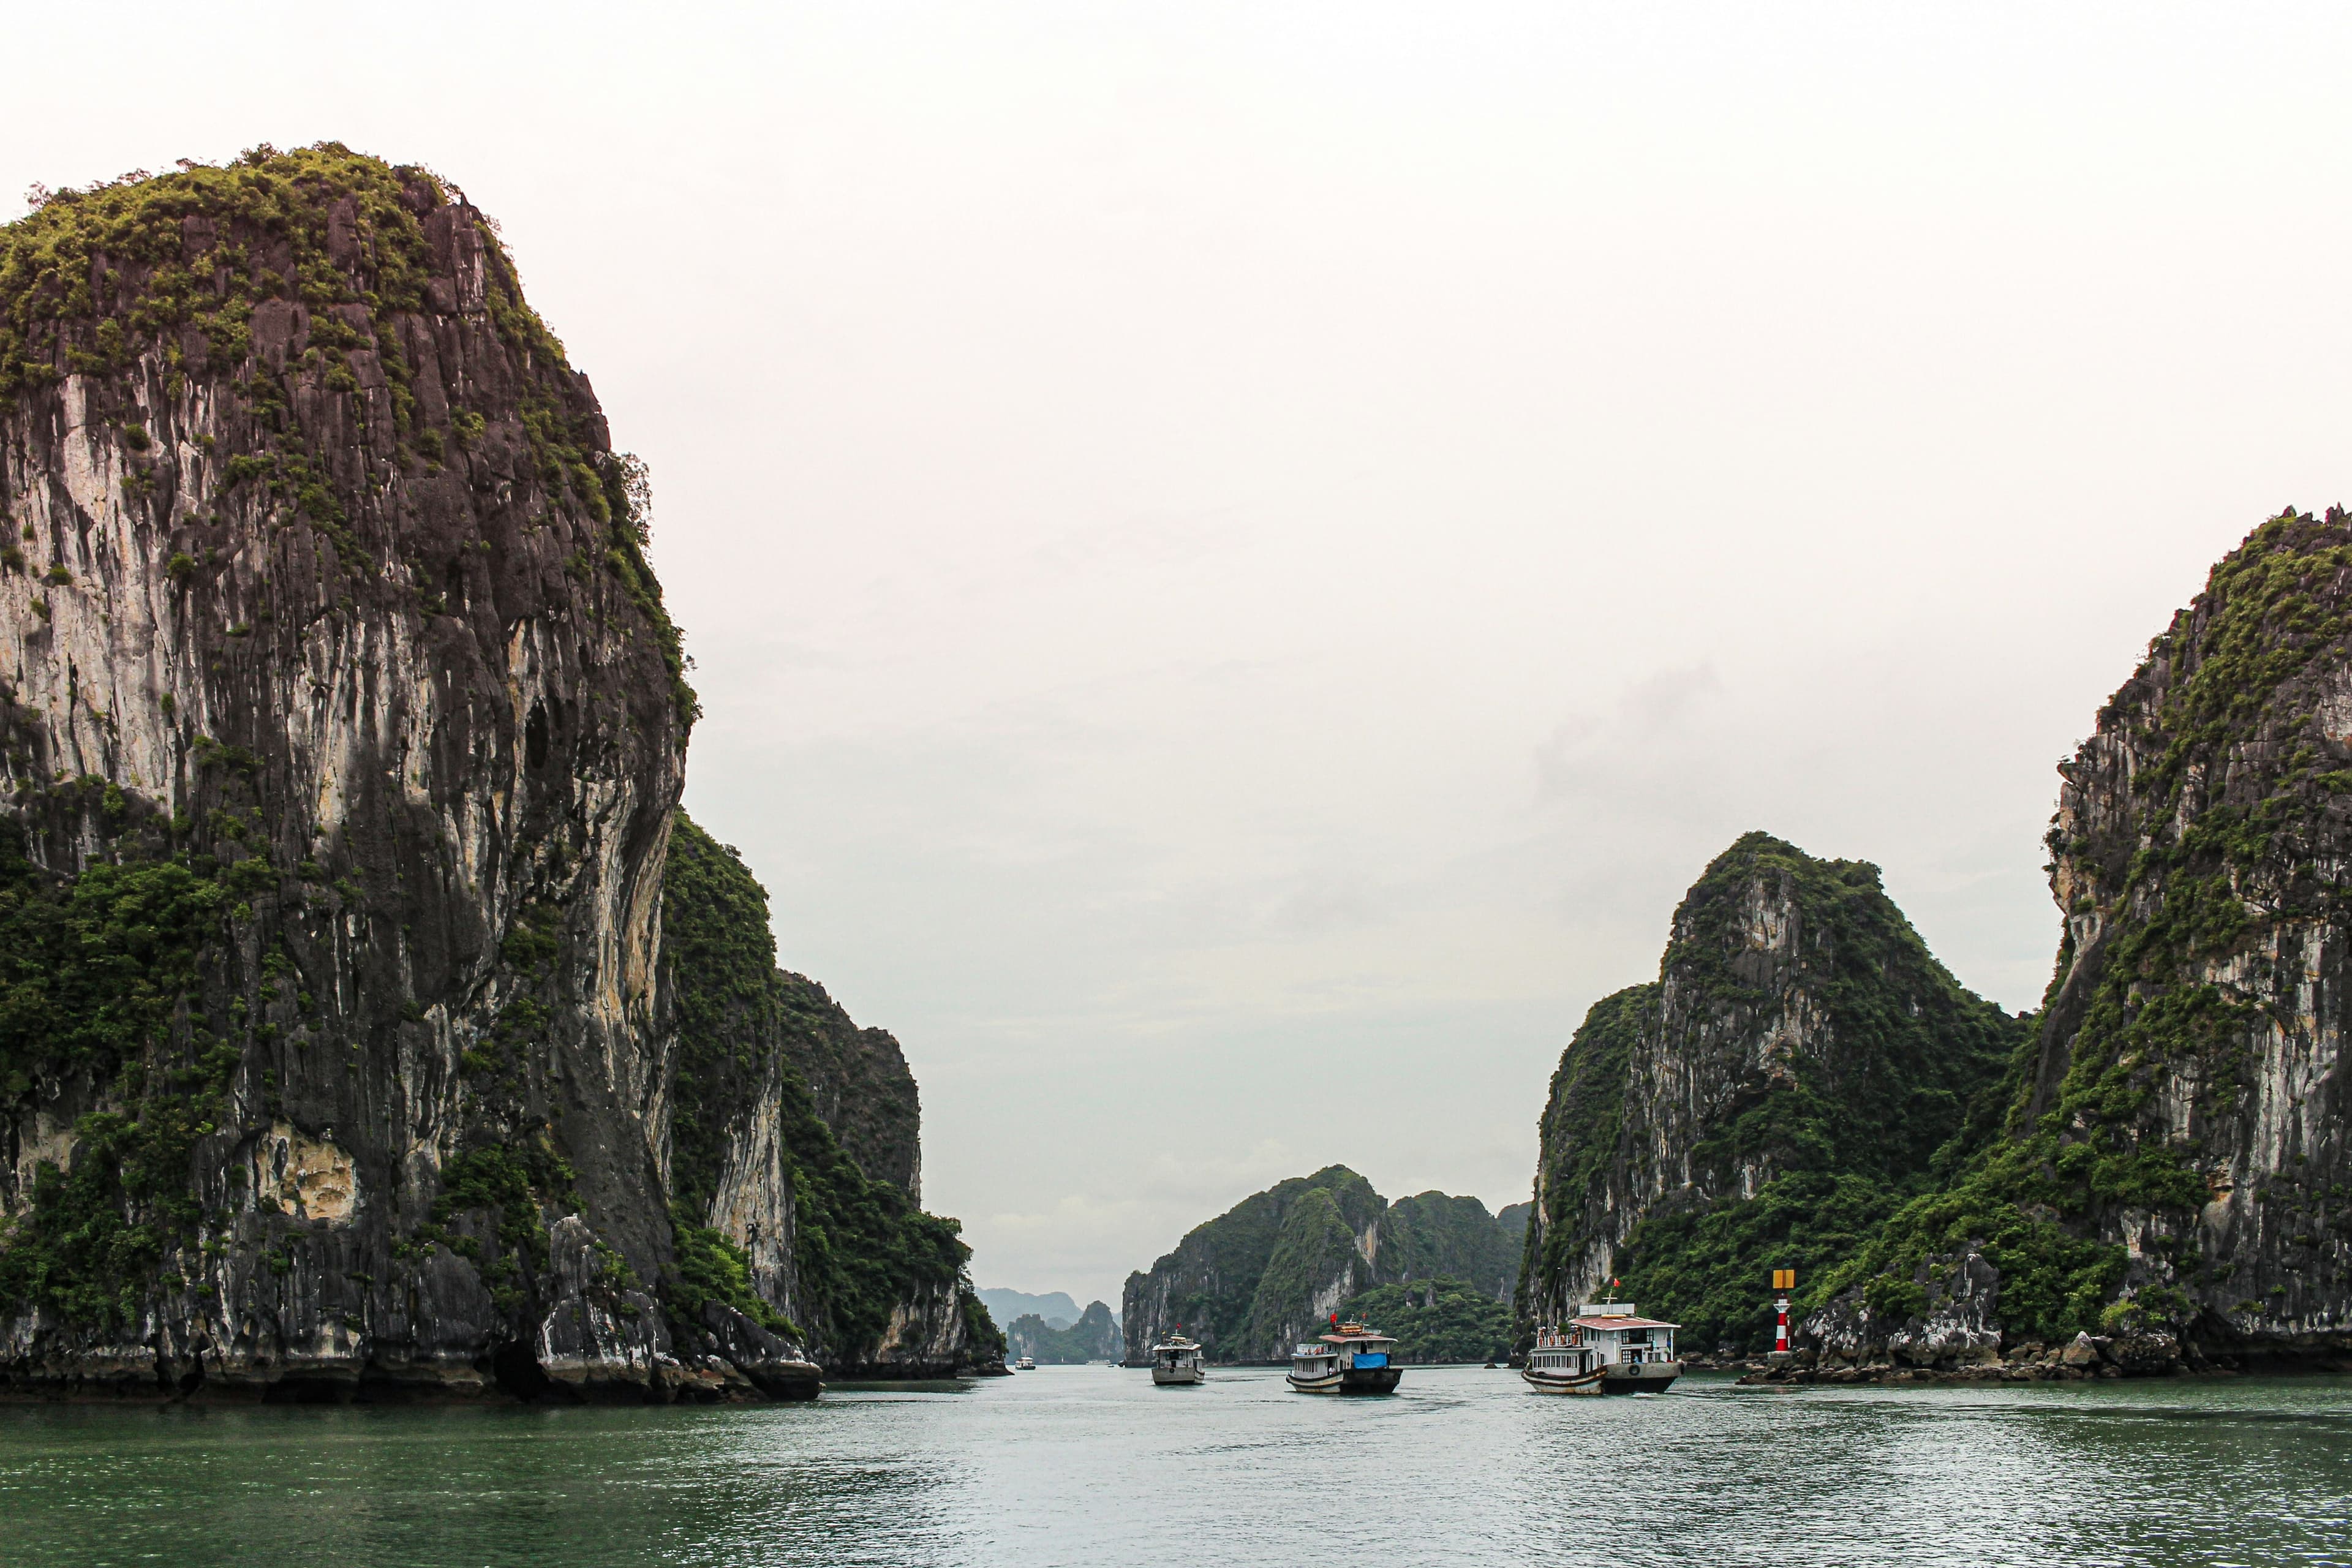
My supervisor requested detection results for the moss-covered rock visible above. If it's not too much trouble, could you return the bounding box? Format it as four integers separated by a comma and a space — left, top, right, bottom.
1121, 1165, 1520, 1362
660, 812, 997, 1376
1516, 832, 2026, 1355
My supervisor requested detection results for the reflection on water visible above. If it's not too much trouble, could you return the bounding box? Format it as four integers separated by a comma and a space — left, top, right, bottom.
2, 1369, 2348, 1567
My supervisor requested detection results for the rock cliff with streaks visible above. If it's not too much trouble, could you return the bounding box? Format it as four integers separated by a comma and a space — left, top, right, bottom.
0, 147, 995, 1399
1514, 834, 2024, 1355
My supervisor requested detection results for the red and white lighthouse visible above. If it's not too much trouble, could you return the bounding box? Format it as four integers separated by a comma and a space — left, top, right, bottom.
1771, 1268, 1795, 1354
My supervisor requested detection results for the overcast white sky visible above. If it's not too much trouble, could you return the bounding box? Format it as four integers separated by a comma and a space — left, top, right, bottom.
10, 2, 2351, 1308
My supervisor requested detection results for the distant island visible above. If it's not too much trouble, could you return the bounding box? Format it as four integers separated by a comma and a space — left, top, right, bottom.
978, 1288, 1082, 1329
1121, 1168, 1526, 1364
1005, 1302, 1121, 1363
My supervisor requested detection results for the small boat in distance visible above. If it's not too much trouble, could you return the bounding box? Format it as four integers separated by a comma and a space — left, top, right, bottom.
1016, 1355, 1036, 1371
1286, 1319, 1401, 1395
1150, 1332, 1205, 1385
1523, 1300, 1681, 1395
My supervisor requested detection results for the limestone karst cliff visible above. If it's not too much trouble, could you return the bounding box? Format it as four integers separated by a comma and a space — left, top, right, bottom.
1121, 1167, 1522, 1363
1514, 834, 2024, 1354
1525, 514, 2352, 1379
2019, 509, 2352, 1363
1792, 510, 2352, 1376
662, 815, 998, 1378
0, 146, 994, 1398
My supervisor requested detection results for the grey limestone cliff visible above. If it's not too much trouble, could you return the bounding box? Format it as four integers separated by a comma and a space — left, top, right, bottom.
1514, 834, 2023, 1354
0, 147, 993, 1399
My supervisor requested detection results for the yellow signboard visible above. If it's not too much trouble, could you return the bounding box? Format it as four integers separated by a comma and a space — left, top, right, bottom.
1771, 1268, 1796, 1291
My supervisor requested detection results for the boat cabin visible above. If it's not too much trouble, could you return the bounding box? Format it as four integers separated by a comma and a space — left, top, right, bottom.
1560, 1300, 1677, 1366
1153, 1338, 1202, 1374
1294, 1321, 1394, 1370
1288, 1319, 1403, 1393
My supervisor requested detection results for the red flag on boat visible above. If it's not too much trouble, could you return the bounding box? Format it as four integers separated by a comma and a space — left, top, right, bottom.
1330, 1313, 1338, 1326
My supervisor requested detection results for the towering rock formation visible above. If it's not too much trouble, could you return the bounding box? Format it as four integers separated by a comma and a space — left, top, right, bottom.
662, 816, 997, 1378
0, 147, 994, 1398
1977, 510, 2352, 1364
1120, 1166, 1521, 1362
1529, 514, 2352, 1379
1763, 513, 2352, 1378
1515, 834, 2024, 1354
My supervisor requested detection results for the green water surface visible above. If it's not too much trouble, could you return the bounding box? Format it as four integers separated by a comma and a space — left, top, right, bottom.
2, 1367, 2346, 1566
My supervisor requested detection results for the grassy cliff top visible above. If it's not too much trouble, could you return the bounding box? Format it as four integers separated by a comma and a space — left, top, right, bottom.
1, 142, 567, 398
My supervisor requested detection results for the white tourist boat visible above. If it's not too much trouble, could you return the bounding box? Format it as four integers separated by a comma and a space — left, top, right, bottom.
1523, 1300, 1681, 1395
1287, 1319, 1401, 1395
1150, 1333, 1205, 1385
1016, 1355, 1036, 1370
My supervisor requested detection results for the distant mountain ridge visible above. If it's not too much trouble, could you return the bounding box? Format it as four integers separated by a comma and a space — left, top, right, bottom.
1121, 1167, 1522, 1363
1006, 1302, 1121, 1363
979, 1288, 1080, 1330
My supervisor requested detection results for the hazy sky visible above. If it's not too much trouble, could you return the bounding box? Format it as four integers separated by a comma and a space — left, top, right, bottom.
10, 2, 2352, 1308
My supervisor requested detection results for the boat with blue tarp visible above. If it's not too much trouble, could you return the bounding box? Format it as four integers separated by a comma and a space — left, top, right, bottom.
1286, 1318, 1401, 1395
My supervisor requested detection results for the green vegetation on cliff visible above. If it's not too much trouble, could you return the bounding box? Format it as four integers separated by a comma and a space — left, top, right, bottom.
0, 794, 235, 1327
1814, 510, 2352, 1346
1517, 983, 1649, 1327
1125, 1165, 1519, 1362
662, 813, 979, 1360
1521, 834, 2027, 1354
1339, 1276, 1513, 1363
1243, 1185, 1366, 1351
0, 145, 693, 725
1626, 839, 2026, 1352
1006, 1300, 1121, 1363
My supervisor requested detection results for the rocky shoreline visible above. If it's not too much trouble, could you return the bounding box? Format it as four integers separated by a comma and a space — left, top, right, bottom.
1727, 1330, 2352, 1387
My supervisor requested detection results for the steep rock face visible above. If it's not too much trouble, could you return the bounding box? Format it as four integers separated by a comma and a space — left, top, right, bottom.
0, 149, 987, 1398
0, 149, 696, 1399
1120, 1166, 1520, 1363
1515, 834, 2022, 1353
660, 813, 998, 1376
1776, 514, 2352, 1379
2020, 510, 2352, 1360
772, 974, 921, 1197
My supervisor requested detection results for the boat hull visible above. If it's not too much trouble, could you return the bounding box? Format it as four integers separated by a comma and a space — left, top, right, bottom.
1151, 1366, 1204, 1385
1287, 1366, 1402, 1395
1521, 1366, 1608, 1396
1601, 1362, 1681, 1395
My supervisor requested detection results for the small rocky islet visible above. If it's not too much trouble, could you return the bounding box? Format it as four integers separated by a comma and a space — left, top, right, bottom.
2, 147, 2348, 1406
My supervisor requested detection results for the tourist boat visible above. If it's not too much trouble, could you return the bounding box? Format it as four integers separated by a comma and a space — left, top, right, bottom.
1287, 1319, 1401, 1395
1016, 1355, 1036, 1371
1150, 1333, 1205, 1385
1523, 1300, 1681, 1395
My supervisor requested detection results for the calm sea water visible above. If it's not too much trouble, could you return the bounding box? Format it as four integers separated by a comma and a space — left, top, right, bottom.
2, 1367, 2347, 1567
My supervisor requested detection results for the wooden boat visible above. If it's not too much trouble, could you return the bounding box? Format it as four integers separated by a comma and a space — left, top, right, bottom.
1287, 1319, 1401, 1395
1150, 1333, 1205, 1385
1523, 1301, 1681, 1395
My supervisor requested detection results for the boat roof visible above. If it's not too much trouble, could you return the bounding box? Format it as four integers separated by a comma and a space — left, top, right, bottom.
1569, 1315, 1679, 1330
1153, 1336, 1199, 1350
1318, 1331, 1395, 1345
